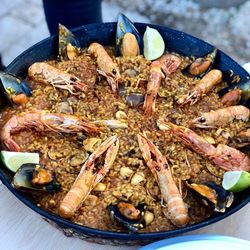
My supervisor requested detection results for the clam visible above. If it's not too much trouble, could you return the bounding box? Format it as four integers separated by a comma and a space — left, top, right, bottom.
116, 13, 143, 56
143, 211, 154, 226
70, 153, 88, 166
182, 48, 217, 78
12, 163, 61, 192
0, 72, 31, 106
83, 137, 102, 153
186, 182, 234, 212
109, 202, 145, 232
59, 23, 81, 61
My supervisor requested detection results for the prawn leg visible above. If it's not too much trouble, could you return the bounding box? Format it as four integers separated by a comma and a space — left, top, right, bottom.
137, 132, 189, 227
59, 135, 119, 218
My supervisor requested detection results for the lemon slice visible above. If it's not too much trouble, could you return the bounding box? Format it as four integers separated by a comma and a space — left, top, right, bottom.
1, 151, 39, 172
143, 26, 165, 60
222, 171, 250, 193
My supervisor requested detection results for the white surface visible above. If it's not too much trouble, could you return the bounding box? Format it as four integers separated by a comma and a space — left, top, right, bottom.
0, 182, 249, 250
150, 240, 250, 250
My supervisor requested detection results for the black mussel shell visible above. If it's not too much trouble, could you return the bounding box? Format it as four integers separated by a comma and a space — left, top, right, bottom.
109, 203, 145, 233
116, 13, 143, 56
187, 182, 234, 213
12, 163, 61, 192
59, 23, 81, 61
118, 82, 127, 97
0, 72, 31, 106
125, 93, 145, 108
182, 48, 217, 78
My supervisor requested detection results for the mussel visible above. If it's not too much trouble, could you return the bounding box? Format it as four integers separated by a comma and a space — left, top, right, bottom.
0, 72, 31, 106
116, 13, 143, 56
220, 80, 250, 106
109, 202, 145, 233
182, 48, 217, 78
187, 182, 234, 213
125, 93, 145, 108
221, 88, 242, 107
59, 23, 81, 61
118, 83, 145, 108
12, 163, 61, 192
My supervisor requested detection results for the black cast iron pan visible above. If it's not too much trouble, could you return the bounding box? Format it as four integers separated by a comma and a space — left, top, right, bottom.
0, 22, 250, 245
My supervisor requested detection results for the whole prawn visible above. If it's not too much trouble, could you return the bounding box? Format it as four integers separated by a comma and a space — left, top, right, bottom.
137, 132, 189, 227
191, 105, 250, 128
177, 69, 222, 105
28, 62, 89, 95
143, 54, 182, 115
88, 42, 120, 93
59, 135, 119, 218
1, 111, 99, 152
157, 119, 250, 172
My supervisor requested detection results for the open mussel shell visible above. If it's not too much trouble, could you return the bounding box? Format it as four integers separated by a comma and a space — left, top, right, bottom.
220, 80, 250, 106
109, 203, 145, 233
12, 163, 61, 192
0, 72, 31, 105
187, 182, 234, 213
116, 13, 143, 56
182, 48, 217, 78
59, 23, 81, 61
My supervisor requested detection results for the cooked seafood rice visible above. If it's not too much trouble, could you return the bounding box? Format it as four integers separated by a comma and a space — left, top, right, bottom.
1, 21, 250, 233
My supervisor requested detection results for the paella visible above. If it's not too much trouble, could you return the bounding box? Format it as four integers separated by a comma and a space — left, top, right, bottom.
0, 14, 250, 233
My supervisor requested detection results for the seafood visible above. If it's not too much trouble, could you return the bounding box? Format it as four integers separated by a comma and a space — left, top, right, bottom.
143, 54, 181, 114
186, 182, 234, 212
157, 120, 250, 172
59, 135, 119, 218
219, 79, 250, 105
120, 33, 140, 57
116, 13, 143, 56
156, 54, 182, 75
182, 48, 217, 78
28, 62, 88, 95
58, 23, 80, 60
221, 89, 242, 107
117, 202, 141, 220
177, 69, 222, 105
88, 42, 120, 93
191, 105, 250, 128
137, 132, 190, 227
125, 92, 145, 108
12, 163, 61, 192
109, 203, 145, 232
94, 119, 128, 129
1, 111, 99, 152
0, 72, 31, 105
232, 129, 250, 148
